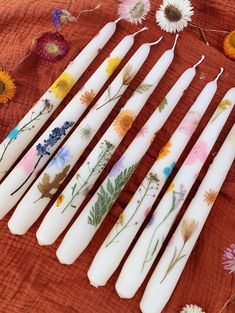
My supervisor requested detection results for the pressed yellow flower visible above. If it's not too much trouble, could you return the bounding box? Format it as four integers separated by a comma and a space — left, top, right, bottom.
106, 57, 122, 77
117, 213, 125, 226
113, 109, 134, 137
157, 141, 172, 160
223, 30, 235, 61
50, 72, 74, 99
56, 194, 65, 207
80, 89, 96, 106
0, 71, 16, 104
181, 219, 198, 243
218, 99, 232, 111
166, 182, 175, 193
204, 189, 218, 206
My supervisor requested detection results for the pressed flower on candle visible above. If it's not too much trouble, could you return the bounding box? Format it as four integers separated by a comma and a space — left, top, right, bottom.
80, 90, 96, 106
223, 243, 235, 274
156, 0, 194, 33
49, 72, 75, 99
157, 141, 172, 160
11, 121, 74, 196
78, 124, 94, 140
0, 71, 16, 104
113, 109, 135, 137
185, 140, 208, 165
160, 218, 198, 283
203, 189, 218, 205
118, 0, 151, 24
179, 111, 200, 136
106, 57, 123, 77
223, 29, 235, 61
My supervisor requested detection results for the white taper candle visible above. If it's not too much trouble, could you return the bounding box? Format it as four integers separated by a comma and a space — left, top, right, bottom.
0, 20, 119, 180
54, 56, 205, 263
140, 124, 235, 313
0, 29, 143, 220
87, 68, 224, 287
35, 39, 167, 246
115, 88, 235, 299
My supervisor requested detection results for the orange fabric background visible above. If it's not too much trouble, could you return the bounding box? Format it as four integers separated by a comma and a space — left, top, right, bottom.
0, 0, 234, 312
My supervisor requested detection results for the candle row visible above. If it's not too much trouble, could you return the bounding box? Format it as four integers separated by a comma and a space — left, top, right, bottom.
140, 124, 235, 313
0, 27, 149, 220
0, 19, 121, 180
87, 68, 224, 287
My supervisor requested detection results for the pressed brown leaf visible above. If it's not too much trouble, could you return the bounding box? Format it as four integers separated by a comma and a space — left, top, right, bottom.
37, 165, 70, 200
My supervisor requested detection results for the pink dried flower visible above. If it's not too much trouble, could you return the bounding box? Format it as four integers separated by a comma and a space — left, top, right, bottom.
185, 140, 208, 165
36, 32, 69, 62
17, 147, 37, 174
223, 244, 235, 274
118, 0, 151, 24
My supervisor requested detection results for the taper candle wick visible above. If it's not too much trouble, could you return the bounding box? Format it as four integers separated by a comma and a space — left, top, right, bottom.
115, 17, 123, 23
148, 36, 163, 46
193, 55, 205, 68
214, 67, 224, 82
172, 34, 179, 51
132, 27, 148, 37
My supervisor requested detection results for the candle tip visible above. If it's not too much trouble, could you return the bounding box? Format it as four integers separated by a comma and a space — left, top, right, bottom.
115, 17, 123, 23
148, 36, 163, 46
193, 55, 205, 68
171, 34, 179, 51
214, 67, 224, 82
132, 27, 148, 37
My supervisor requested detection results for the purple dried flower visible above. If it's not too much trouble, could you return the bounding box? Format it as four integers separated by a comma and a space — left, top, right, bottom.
52, 8, 77, 28
223, 243, 235, 274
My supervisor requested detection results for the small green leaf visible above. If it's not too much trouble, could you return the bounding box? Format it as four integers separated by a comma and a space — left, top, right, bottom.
107, 179, 114, 195
158, 97, 167, 112
135, 84, 153, 94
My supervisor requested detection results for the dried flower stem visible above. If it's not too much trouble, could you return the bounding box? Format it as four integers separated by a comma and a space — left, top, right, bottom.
218, 293, 235, 313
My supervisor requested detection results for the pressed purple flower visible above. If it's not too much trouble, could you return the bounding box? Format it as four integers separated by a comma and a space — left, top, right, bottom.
109, 157, 125, 177
36, 32, 69, 62
223, 243, 235, 274
52, 8, 77, 28
52, 9, 62, 27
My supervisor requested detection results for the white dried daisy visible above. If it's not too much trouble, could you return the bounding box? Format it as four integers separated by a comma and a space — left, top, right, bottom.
180, 304, 206, 313
118, 0, 151, 25
156, 0, 194, 33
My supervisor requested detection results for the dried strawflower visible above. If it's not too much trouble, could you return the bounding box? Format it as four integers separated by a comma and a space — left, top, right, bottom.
223, 30, 235, 61
180, 304, 206, 313
0, 71, 16, 104
156, 0, 194, 33
223, 243, 235, 274
36, 32, 69, 62
118, 0, 151, 25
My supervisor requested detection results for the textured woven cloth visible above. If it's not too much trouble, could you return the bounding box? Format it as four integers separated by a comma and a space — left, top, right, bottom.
0, 0, 234, 312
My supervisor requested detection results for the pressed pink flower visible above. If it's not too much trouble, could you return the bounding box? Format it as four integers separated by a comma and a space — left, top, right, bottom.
36, 32, 69, 62
118, 0, 151, 24
137, 125, 148, 137
185, 140, 208, 165
179, 111, 200, 136
223, 244, 235, 274
17, 147, 37, 174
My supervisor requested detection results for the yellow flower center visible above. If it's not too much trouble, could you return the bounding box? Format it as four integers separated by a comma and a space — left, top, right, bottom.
120, 115, 133, 131
0, 80, 6, 95
56, 79, 69, 90
46, 42, 60, 55
229, 32, 235, 48
164, 5, 182, 22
